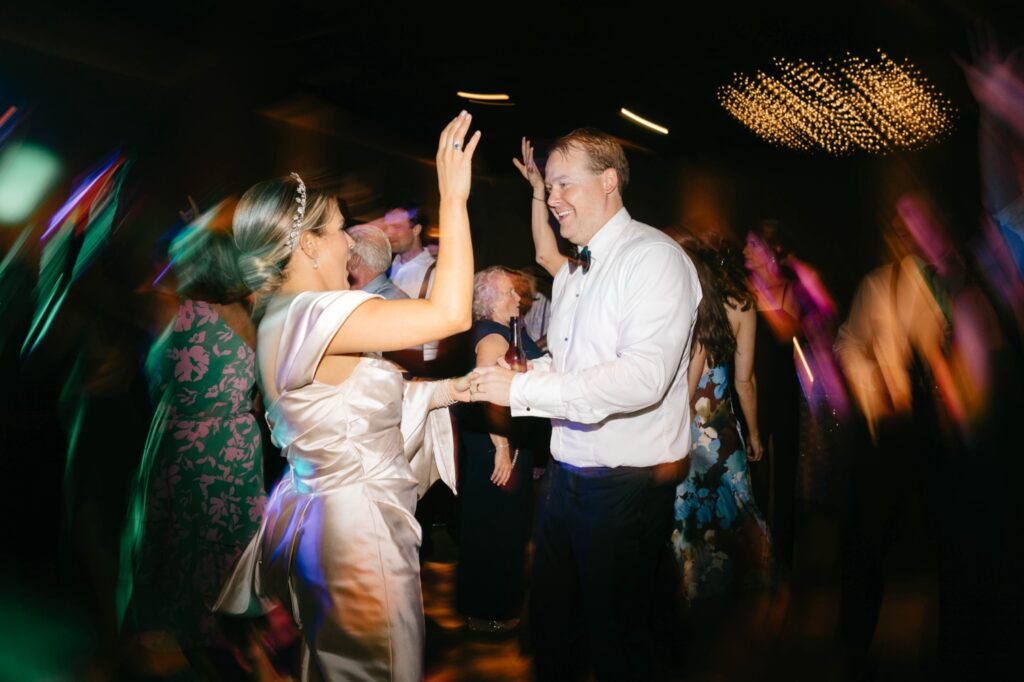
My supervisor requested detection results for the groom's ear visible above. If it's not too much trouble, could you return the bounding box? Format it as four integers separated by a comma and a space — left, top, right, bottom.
601, 168, 618, 195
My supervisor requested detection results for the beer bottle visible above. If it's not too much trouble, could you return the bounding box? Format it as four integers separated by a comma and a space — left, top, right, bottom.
505, 316, 528, 373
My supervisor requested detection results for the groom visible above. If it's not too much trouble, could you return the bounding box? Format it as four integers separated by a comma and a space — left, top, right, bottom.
473, 128, 701, 681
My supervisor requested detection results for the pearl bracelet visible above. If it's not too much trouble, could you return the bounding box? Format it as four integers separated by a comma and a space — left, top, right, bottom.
430, 379, 458, 408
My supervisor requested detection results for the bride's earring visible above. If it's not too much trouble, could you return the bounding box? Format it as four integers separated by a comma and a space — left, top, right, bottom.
313, 256, 319, 269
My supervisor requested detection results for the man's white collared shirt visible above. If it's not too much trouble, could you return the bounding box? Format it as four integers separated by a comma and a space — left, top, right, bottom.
509, 208, 701, 468
390, 250, 438, 361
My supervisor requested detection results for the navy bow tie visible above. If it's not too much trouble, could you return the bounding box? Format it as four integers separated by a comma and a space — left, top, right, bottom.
569, 245, 591, 274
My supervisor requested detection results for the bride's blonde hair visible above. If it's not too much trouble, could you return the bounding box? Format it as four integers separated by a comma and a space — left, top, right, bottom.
233, 174, 338, 301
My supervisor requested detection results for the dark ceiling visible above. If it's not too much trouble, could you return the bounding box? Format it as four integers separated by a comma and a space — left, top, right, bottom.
2, 1, 1018, 163
1, 1, 1021, 301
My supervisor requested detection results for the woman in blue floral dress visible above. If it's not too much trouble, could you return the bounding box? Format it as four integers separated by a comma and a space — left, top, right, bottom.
673, 239, 772, 600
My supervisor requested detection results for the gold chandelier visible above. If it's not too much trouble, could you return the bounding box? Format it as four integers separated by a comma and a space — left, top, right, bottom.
718, 50, 956, 154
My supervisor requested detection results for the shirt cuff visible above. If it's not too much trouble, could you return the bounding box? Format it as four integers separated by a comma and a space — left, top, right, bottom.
530, 354, 553, 373
509, 370, 564, 418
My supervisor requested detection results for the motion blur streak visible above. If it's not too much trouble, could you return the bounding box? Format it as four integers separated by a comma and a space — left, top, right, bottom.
0, 142, 61, 224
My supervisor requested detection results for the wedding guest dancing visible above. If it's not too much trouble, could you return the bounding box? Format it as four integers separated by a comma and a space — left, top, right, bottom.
670, 237, 772, 601
743, 221, 801, 570
215, 112, 480, 681
474, 132, 701, 681
128, 217, 271, 677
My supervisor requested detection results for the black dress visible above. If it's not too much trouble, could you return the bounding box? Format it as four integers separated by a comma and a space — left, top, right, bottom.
749, 290, 801, 572
456, 319, 549, 621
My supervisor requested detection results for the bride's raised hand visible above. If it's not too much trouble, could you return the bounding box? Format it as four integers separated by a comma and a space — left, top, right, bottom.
512, 137, 544, 194
436, 111, 482, 202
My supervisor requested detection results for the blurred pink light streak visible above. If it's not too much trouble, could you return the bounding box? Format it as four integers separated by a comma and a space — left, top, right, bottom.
41, 155, 122, 243
0, 106, 16, 129
964, 57, 1024, 141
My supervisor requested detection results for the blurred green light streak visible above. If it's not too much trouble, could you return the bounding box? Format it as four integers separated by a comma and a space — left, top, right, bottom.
21, 272, 68, 356
115, 386, 172, 631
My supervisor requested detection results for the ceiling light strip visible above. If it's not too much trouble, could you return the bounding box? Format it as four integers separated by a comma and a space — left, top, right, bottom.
620, 107, 669, 135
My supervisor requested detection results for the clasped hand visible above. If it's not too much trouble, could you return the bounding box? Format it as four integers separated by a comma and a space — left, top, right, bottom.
466, 356, 524, 406
447, 361, 517, 406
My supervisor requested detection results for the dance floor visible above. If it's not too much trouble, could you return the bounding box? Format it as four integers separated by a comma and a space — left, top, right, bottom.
414, 511, 941, 682
125, 512, 941, 680
11, 490, 943, 681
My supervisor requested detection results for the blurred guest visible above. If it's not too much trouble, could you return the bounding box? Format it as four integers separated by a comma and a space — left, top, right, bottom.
958, 43, 1024, 675
128, 213, 273, 677
965, 45, 1024, 325
425, 237, 440, 259
347, 223, 408, 300
508, 268, 534, 319
456, 266, 548, 633
382, 202, 467, 376
672, 238, 771, 601
348, 223, 425, 376
743, 221, 801, 571
383, 202, 441, 371
516, 266, 552, 351
835, 190, 1017, 676
834, 209, 944, 678
384, 203, 436, 306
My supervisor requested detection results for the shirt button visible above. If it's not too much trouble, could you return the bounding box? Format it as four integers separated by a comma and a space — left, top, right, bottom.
526, 407, 531, 412
564, 337, 568, 341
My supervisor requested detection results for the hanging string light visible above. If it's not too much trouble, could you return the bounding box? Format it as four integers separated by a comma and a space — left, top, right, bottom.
718, 50, 956, 154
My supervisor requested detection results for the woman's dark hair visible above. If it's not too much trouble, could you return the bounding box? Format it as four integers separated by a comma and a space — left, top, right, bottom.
714, 238, 755, 312
751, 219, 793, 261
676, 233, 753, 368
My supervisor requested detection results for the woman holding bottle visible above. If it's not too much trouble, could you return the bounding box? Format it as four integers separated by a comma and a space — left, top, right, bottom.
456, 266, 548, 633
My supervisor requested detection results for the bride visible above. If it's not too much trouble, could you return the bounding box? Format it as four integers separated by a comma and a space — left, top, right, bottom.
215, 113, 481, 681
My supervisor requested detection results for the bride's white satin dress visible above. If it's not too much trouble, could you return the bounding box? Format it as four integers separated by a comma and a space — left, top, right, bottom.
215, 290, 457, 681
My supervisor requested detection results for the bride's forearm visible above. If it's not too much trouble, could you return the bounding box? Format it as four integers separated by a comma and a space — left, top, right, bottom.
429, 198, 473, 332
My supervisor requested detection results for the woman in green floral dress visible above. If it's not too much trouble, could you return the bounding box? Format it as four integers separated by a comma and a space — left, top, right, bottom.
129, 224, 269, 671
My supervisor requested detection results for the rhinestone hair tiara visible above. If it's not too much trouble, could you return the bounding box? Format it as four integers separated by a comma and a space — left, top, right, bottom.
286, 172, 307, 252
